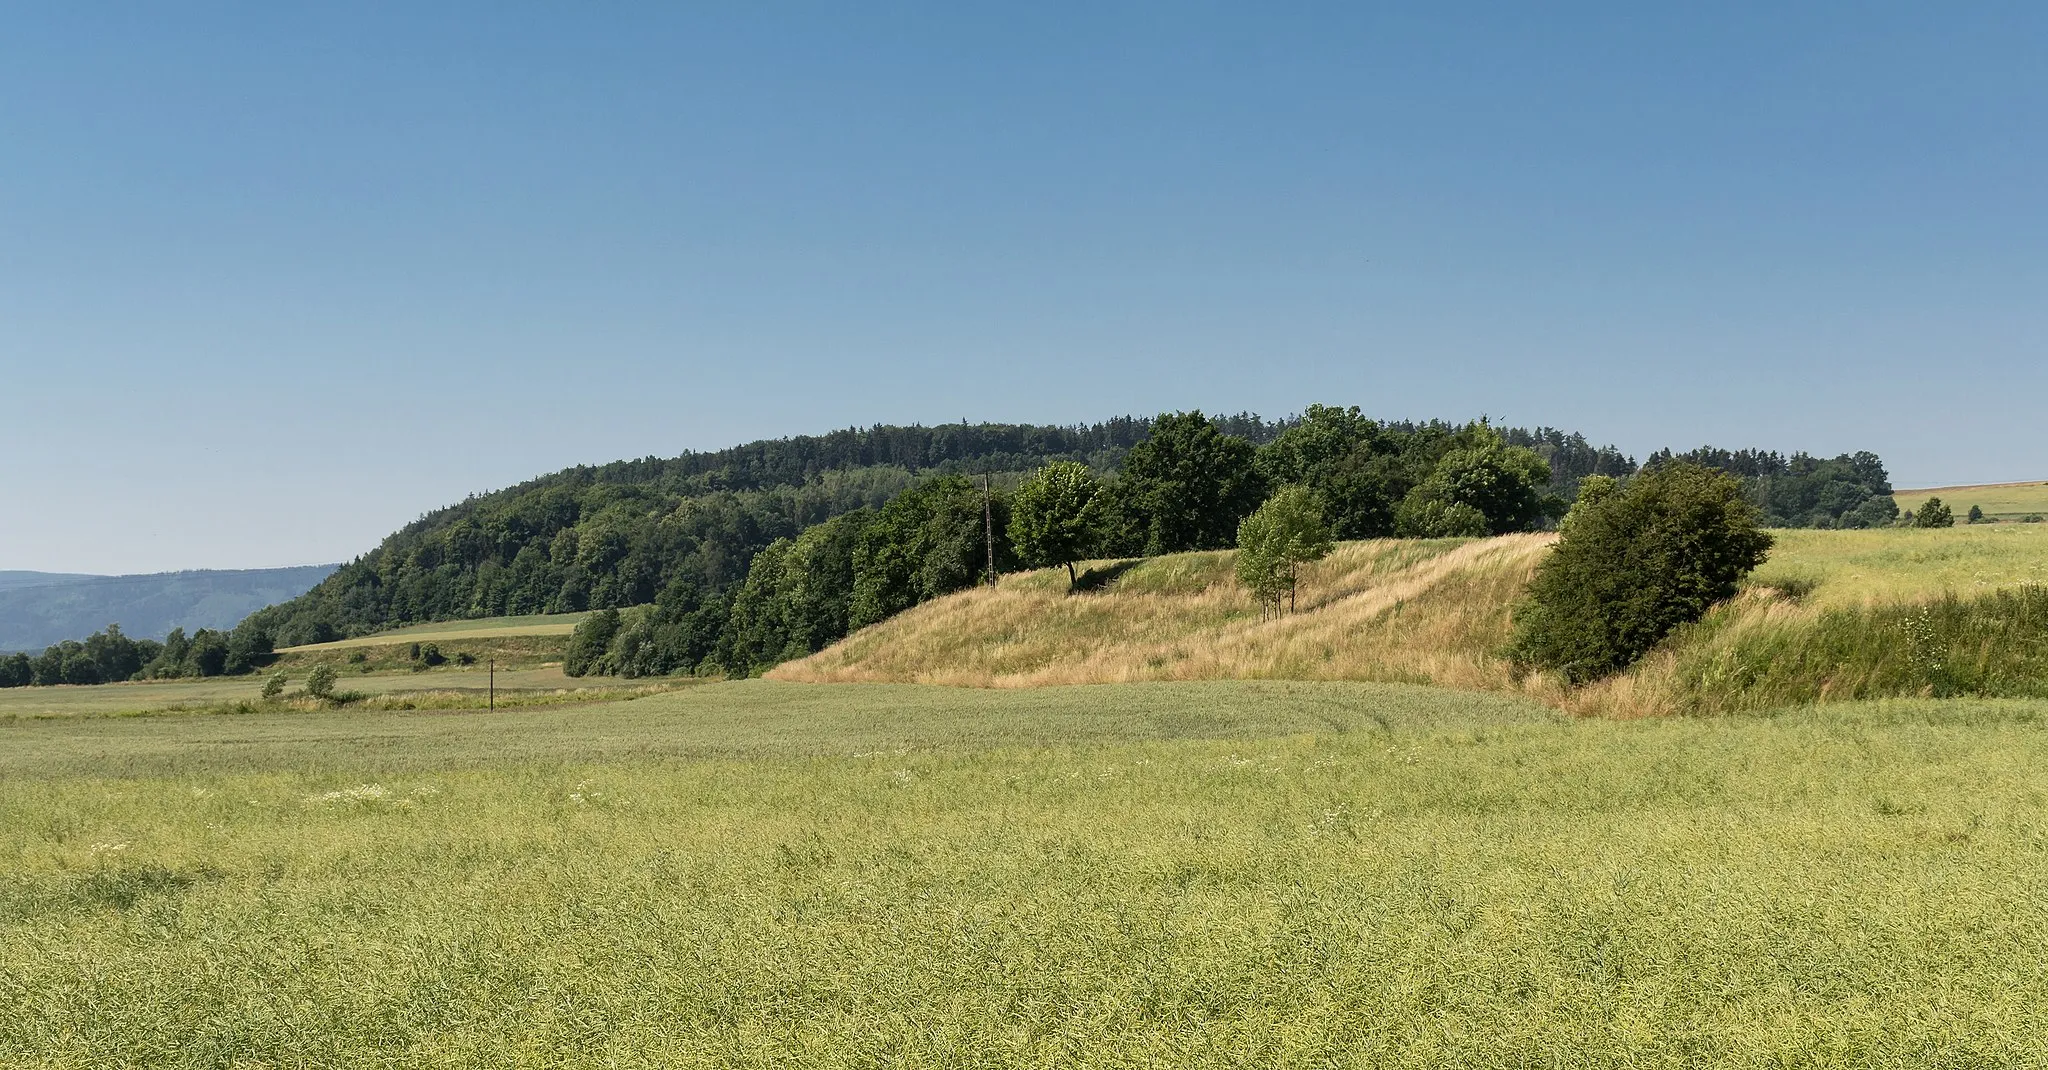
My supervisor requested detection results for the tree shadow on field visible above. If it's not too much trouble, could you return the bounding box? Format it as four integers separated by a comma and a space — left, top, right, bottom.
1073, 560, 1143, 593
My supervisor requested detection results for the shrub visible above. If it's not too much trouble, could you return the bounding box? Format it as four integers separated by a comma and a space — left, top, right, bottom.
564, 609, 623, 677
1915, 497, 1954, 528
260, 672, 288, 700
1511, 462, 1772, 683
305, 665, 338, 700
419, 642, 446, 667
1968, 504, 1986, 524
1396, 499, 1489, 538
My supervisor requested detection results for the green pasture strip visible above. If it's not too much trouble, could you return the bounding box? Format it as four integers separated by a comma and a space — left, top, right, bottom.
1752, 523, 2048, 607
274, 633, 570, 674
0, 666, 584, 720
4, 683, 2048, 1065
277, 611, 593, 652
1893, 479, 2048, 520
0, 680, 1545, 779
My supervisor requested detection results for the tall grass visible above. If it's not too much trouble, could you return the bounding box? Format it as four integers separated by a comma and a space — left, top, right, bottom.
776, 526, 2048, 718
777, 536, 1547, 690
1654, 585, 2048, 714
7, 683, 2048, 1065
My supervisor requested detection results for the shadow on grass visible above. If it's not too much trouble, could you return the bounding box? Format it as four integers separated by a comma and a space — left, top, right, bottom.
1073, 560, 1144, 592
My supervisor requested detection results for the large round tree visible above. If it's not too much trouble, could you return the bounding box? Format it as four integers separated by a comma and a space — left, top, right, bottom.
1512, 463, 1772, 682
1010, 461, 1104, 589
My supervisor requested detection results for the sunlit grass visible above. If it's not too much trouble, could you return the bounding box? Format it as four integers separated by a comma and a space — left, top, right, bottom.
780, 527, 2048, 718
5, 682, 2048, 1066
1754, 524, 2048, 607
1892, 479, 2048, 522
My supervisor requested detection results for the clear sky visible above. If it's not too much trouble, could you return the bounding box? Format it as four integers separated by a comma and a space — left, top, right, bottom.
5, 4, 2044, 574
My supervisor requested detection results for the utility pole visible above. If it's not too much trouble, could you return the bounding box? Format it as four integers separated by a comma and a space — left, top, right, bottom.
983, 473, 998, 588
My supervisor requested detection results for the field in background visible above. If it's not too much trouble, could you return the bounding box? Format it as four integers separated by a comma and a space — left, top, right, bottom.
277, 611, 592, 652
779, 525, 2048, 717
0, 664, 644, 720
1894, 479, 2048, 521
1750, 524, 2048, 605
5, 681, 2048, 1065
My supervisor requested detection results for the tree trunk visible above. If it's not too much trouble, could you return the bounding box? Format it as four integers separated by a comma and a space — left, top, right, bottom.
1066, 561, 1077, 590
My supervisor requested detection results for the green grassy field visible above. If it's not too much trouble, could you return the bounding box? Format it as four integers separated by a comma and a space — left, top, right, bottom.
0, 665, 593, 718
277, 611, 593, 652
1894, 479, 2048, 522
1750, 523, 2048, 606
7, 680, 2048, 1066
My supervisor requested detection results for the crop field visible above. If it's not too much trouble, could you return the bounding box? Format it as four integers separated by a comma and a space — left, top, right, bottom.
0, 665, 623, 720
277, 611, 593, 652
5, 680, 2048, 1066
1894, 479, 2048, 522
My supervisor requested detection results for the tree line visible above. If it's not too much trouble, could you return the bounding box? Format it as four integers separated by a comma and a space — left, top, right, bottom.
0, 621, 274, 688
4, 409, 1900, 689
566, 408, 1586, 677
240, 412, 1635, 655
1642, 447, 1898, 528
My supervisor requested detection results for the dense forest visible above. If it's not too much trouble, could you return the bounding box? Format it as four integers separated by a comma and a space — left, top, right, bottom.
1644, 447, 1898, 528
239, 411, 1632, 654
0, 408, 1901, 689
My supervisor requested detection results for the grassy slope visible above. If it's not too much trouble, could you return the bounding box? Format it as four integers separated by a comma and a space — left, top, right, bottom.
1894, 479, 2048, 521
780, 536, 1545, 690
6, 682, 2048, 1065
777, 525, 2048, 716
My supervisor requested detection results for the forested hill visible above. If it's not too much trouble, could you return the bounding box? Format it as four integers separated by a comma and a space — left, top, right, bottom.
245, 414, 1634, 647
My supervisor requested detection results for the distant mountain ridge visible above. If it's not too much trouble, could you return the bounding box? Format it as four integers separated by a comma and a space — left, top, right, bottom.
0, 566, 338, 652
0, 571, 101, 592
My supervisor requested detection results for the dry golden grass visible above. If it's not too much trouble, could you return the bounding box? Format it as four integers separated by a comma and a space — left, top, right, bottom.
775, 535, 1555, 692
775, 526, 2048, 719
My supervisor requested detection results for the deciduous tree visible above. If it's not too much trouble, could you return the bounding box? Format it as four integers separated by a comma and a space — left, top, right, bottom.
1235, 486, 1336, 613
1511, 462, 1772, 682
1009, 461, 1104, 589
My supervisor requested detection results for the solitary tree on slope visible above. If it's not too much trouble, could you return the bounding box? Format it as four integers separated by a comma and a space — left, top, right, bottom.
1010, 461, 1104, 590
1236, 486, 1337, 614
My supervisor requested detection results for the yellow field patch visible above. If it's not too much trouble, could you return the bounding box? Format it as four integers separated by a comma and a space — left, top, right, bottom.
277, 611, 592, 652
1894, 479, 2048, 521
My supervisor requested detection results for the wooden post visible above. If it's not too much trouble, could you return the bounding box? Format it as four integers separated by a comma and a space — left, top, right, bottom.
984, 474, 997, 588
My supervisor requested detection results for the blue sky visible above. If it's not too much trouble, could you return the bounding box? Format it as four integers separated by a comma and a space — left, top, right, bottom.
4, 4, 2044, 573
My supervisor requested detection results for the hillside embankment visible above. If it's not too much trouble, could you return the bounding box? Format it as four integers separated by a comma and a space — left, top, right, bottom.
774, 525, 2048, 717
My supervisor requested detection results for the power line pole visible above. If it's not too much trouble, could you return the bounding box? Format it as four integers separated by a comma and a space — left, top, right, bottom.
984, 473, 998, 588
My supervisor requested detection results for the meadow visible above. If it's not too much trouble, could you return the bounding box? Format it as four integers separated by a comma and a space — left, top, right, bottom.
1894, 479, 2048, 522
276, 611, 592, 652
6, 680, 2048, 1066
0, 664, 667, 720
780, 524, 2048, 717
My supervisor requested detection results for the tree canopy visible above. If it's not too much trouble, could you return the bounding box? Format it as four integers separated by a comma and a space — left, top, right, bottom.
1235, 486, 1336, 613
1511, 463, 1773, 682
1010, 461, 1105, 588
